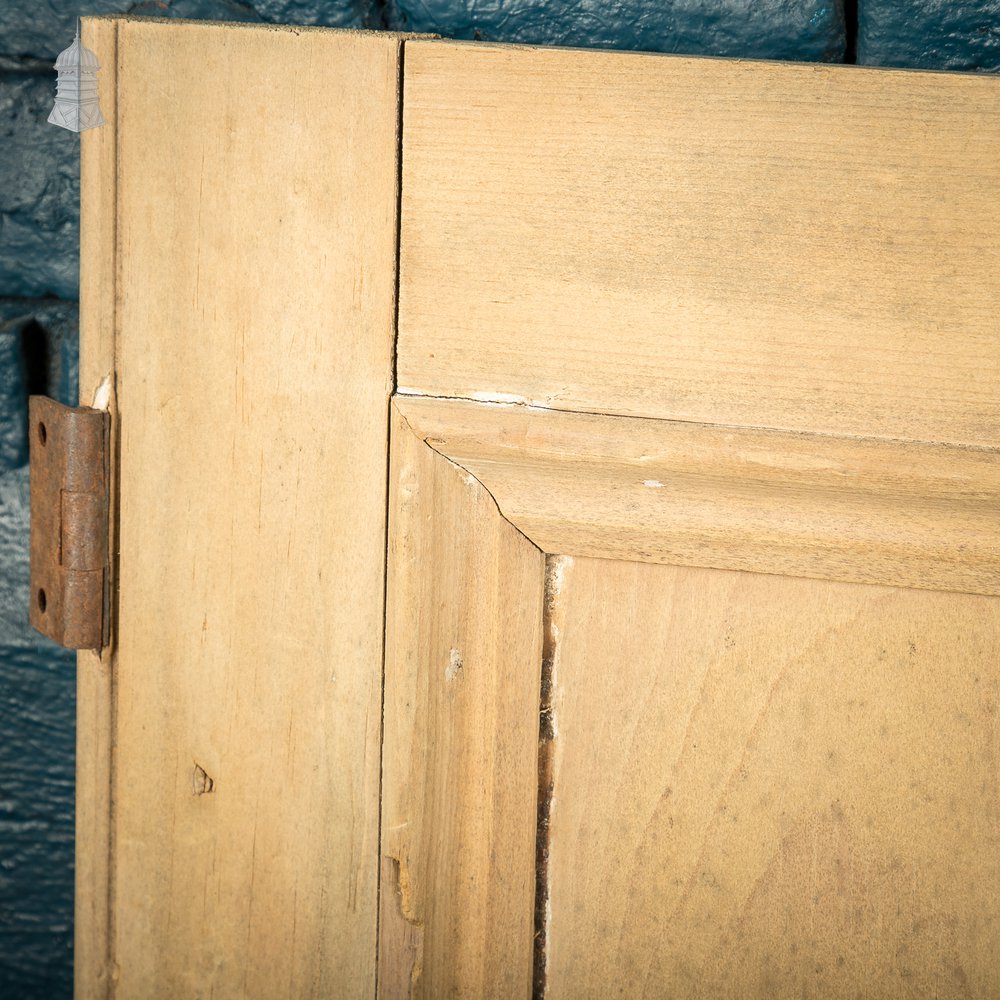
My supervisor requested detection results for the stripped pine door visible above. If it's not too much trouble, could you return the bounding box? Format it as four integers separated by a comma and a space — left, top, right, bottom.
79, 19, 999, 1000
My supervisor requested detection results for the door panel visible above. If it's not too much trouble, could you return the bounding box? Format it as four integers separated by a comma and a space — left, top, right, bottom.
544, 557, 1000, 998
383, 396, 1000, 998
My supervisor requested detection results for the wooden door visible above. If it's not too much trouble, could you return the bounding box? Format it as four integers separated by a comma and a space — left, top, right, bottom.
80, 19, 999, 1000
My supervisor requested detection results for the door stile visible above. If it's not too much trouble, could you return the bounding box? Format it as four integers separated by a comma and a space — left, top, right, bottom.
79, 19, 407, 998
379, 403, 545, 998
78, 17, 120, 999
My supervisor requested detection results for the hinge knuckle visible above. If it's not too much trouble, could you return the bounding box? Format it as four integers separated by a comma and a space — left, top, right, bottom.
61, 490, 106, 570
29, 396, 111, 651
62, 570, 106, 650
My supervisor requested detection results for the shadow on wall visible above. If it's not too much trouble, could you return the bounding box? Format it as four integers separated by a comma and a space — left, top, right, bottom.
0, 303, 78, 998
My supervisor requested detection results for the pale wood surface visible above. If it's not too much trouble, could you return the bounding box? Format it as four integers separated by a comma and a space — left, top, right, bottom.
396, 394, 1000, 596
380, 405, 545, 998
79, 25, 1000, 998
110, 20, 402, 998
543, 556, 1000, 998
398, 41, 1000, 446
77, 17, 119, 999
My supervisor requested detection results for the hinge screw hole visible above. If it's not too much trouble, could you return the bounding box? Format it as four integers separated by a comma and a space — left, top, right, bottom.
37, 422, 47, 446
37, 589, 47, 613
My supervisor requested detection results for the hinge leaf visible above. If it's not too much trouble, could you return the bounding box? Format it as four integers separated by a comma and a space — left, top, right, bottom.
28, 396, 110, 651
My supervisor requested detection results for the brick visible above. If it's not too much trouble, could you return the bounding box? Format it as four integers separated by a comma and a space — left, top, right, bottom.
0, 73, 79, 299
858, 0, 1000, 72
385, 0, 846, 61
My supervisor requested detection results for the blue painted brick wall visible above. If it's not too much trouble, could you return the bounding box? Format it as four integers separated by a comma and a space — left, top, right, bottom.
385, 0, 847, 60
0, 0, 997, 995
859, 0, 1000, 71
0, 299, 80, 998
1, 74, 81, 301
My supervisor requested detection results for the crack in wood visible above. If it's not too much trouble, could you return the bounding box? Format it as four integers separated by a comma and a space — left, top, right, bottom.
534, 555, 571, 999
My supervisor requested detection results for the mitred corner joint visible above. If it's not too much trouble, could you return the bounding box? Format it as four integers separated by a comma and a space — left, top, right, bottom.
28, 396, 110, 651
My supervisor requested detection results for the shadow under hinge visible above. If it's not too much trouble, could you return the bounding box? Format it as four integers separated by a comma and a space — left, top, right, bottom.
28, 396, 111, 651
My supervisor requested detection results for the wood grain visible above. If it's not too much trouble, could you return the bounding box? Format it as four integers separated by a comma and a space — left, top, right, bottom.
81, 28, 1000, 998
77, 16, 119, 999
110, 20, 402, 998
380, 404, 545, 998
543, 556, 1000, 998
396, 394, 1000, 596
398, 41, 1000, 446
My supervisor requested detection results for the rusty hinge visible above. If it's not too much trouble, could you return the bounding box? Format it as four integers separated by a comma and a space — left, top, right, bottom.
28, 396, 111, 651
